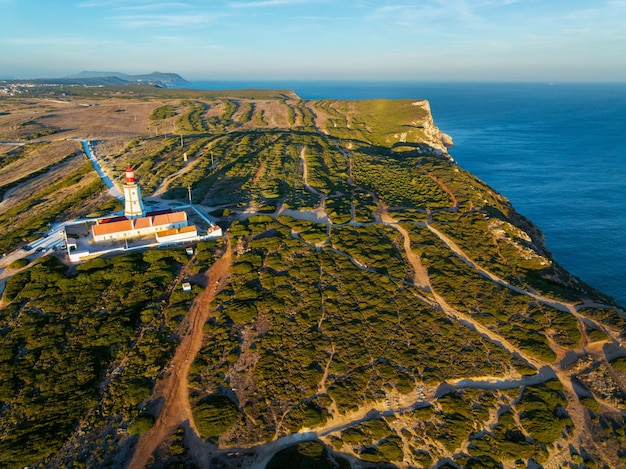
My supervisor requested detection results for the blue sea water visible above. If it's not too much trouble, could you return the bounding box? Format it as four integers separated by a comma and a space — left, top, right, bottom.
189, 80, 626, 306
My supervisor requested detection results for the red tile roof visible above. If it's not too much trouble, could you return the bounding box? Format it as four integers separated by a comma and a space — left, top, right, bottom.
93, 219, 133, 236
99, 215, 128, 224
153, 211, 186, 225
134, 217, 152, 229
157, 225, 197, 238
92, 211, 188, 238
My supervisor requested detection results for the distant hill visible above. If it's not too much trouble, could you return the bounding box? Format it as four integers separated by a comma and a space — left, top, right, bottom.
65, 71, 189, 87
17, 76, 131, 86
1, 71, 189, 88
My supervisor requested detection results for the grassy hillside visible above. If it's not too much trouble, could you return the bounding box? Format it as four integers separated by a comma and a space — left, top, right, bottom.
0, 89, 625, 468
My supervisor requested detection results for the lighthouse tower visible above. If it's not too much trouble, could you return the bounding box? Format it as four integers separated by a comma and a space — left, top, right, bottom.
123, 167, 145, 218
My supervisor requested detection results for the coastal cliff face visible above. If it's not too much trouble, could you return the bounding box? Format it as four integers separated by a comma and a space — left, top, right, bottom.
0, 89, 625, 469
313, 98, 454, 157
408, 99, 454, 153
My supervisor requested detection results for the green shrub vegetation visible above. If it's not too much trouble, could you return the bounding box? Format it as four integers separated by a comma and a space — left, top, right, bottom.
191, 216, 518, 447
352, 152, 451, 210
219, 98, 238, 122
586, 327, 609, 342
410, 224, 560, 363
128, 414, 155, 435
267, 440, 342, 469
340, 419, 404, 463
331, 224, 409, 280
469, 409, 541, 461
610, 356, 626, 372
8, 258, 30, 269
192, 395, 239, 438
579, 307, 626, 332
176, 100, 208, 133
0, 249, 192, 467
149, 104, 176, 120
0, 161, 105, 252
0, 91, 619, 467
515, 380, 571, 444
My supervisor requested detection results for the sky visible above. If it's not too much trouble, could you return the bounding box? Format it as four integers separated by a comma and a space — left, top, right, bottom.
1, 0, 626, 82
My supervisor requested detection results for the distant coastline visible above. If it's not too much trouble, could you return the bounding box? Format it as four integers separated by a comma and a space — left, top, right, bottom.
1, 71, 189, 88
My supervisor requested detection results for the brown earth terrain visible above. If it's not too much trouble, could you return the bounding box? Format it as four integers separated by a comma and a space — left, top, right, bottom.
129, 241, 232, 468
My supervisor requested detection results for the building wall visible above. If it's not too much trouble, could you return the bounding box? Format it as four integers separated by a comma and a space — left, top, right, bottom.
156, 227, 199, 244
123, 183, 145, 218
93, 221, 188, 242
92, 212, 188, 243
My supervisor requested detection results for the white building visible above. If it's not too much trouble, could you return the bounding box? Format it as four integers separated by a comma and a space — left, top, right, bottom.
155, 225, 198, 244
62, 166, 222, 263
92, 210, 188, 242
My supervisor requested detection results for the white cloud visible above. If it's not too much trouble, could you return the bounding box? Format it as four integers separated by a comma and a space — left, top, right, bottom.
78, 0, 129, 7
3, 36, 121, 47
113, 13, 213, 28
78, 0, 191, 8
292, 15, 349, 20
368, 0, 483, 29
227, 0, 308, 8
120, 2, 192, 11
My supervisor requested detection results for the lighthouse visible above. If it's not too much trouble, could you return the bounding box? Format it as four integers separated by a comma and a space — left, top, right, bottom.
123, 167, 145, 218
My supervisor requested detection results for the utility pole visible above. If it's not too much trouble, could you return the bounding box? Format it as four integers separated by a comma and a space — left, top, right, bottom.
187, 186, 192, 205
180, 134, 184, 148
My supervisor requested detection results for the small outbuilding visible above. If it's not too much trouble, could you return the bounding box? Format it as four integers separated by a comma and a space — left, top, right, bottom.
182, 282, 192, 292
156, 225, 198, 244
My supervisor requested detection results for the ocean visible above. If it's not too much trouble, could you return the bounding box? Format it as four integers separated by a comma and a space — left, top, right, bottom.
188, 80, 626, 307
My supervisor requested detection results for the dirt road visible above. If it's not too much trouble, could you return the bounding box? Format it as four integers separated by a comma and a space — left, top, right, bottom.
379, 209, 431, 291
128, 240, 232, 469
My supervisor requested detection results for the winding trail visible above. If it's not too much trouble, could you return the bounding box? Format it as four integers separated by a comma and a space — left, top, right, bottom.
427, 173, 458, 211
152, 157, 201, 197
128, 241, 232, 469
299, 146, 327, 210
426, 223, 624, 345
378, 206, 548, 369
379, 209, 431, 291
361, 195, 623, 464
396, 215, 624, 463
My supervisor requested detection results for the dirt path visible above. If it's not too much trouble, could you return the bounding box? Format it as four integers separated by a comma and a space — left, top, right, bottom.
379, 208, 431, 291
152, 157, 201, 197
128, 240, 232, 469
418, 220, 626, 463
299, 146, 326, 207
434, 291, 548, 370
427, 173, 458, 210
330, 202, 550, 370
426, 223, 624, 344
251, 158, 267, 186
427, 224, 572, 309
0, 184, 20, 208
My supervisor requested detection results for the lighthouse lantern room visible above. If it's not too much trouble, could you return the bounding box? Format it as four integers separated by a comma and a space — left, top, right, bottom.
123, 166, 145, 218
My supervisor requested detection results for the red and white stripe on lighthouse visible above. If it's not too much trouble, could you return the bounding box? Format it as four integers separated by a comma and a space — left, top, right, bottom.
125, 167, 136, 184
